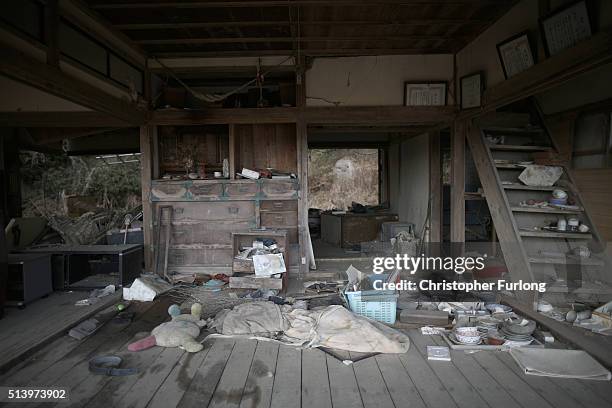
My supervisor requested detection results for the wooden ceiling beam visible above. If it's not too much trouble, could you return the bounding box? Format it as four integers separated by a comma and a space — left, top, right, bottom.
135, 36, 463, 45
91, 1, 511, 10
148, 48, 454, 58
0, 111, 136, 127
0, 49, 147, 125
150, 106, 456, 126
115, 19, 489, 30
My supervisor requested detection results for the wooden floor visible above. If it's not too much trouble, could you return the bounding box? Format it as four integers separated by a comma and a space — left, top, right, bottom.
1, 296, 611, 408
0, 290, 121, 372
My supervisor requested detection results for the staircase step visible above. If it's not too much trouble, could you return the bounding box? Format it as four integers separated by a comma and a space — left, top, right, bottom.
519, 230, 592, 239
488, 144, 552, 152
511, 206, 582, 214
529, 256, 604, 266
495, 163, 528, 169
503, 183, 559, 191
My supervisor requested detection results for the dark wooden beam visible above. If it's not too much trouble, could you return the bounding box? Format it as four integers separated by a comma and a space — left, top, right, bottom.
458, 27, 612, 120
148, 48, 455, 57
151, 106, 456, 126
24, 127, 120, 145
0, 49, 147, 125
115, 19, 489, 30
135, 35, 464, 45
0, 112, 136, 127
301, 106, 456, 126
429, 130, 442, 243
151, 107, 298, 125
92, 0, 511, 9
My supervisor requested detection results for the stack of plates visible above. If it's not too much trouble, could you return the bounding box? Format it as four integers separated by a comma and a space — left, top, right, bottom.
500, 318, 535, 344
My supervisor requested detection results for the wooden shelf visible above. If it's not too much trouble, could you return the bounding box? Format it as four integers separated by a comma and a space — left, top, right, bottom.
519, 230, 592, 239
511, 206, 582, 214
489, 144, 551, 152
503, 183, 560, 191
495, 163, 527, 169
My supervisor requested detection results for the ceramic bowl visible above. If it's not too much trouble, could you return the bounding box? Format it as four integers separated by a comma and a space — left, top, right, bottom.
454, 327, 480, 344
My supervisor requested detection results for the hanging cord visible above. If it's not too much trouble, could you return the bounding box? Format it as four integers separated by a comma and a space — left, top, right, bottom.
153, 55, 294, 104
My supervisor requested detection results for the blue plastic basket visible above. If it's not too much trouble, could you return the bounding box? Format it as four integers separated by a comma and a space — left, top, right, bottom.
344, 290, 398, 324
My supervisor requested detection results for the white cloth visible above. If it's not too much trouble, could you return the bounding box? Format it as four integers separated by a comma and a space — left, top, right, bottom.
214, 302, 410, 354
510, 348, 611, 381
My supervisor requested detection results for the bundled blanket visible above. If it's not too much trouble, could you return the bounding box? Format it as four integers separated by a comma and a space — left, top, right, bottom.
213, 302, 410, 354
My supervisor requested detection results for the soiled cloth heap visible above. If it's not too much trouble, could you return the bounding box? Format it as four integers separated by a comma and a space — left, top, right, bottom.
213, 302, 410, 354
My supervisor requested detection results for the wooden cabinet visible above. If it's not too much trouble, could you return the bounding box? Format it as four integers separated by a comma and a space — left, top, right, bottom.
150, 122, 300, 274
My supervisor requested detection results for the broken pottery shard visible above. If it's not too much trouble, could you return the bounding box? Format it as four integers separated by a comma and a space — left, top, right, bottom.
518, 165, 562, 187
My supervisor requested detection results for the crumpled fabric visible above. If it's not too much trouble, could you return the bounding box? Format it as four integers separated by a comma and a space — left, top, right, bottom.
214, 301, 288, 335
214, 302, 410, 354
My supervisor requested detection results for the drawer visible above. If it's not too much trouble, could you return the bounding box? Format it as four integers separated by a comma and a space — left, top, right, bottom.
151, 182, 187, 200
261, 180, 298, 198
170, 220, 255, 245
261, 211, 298, 227
157, 201, 255, 221
260, 200, 298, 212
188, 183, 223, 200
225, 182, 259, 198
169, 248, 233, 267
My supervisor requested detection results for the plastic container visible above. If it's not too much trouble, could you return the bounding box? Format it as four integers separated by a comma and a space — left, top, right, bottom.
344, 289, 398, 324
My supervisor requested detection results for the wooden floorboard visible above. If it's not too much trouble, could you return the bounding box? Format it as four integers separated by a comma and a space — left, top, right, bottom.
239, 341, 279, 408
0, 291, 122, 373
397, 337, 458, 408
496, 348, 610, 408
177, 338, 235, 408
147, 338, 214, 408
375, 353, 426, 408
428, 334, 522, 408
408, 330, 489, 408
208, 339, 258, 408
350, 351, 395, 408
326, 354, 364, 408
269, 345, 301, 408
301, 348, 332, 408
3, 298, 612, 408
471, 349, 555, 408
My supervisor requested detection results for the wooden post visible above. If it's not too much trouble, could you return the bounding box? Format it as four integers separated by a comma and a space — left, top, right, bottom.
140, 125, 155, 272
229, 124, 236, 179
296, 55, 309, 274
450, 120, 465, 244
429, 130, 442, 243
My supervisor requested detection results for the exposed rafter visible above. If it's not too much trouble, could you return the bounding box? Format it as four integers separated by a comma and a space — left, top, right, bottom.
0, 49, 147, 125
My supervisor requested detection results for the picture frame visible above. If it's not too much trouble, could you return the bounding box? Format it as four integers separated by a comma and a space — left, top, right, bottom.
496, 31, 535, 79
403, 82, 447, 106
540, 0, 593, 57
460, 72, 484, 110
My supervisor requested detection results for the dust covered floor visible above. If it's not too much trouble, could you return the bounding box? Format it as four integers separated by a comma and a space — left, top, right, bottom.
1, 295, 612, 408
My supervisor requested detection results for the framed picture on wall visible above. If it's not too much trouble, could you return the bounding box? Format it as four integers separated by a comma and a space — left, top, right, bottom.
403, 82, 447, 106
460, 72, 484, 110
496, 32, 535, 79
540, 0, 593, 56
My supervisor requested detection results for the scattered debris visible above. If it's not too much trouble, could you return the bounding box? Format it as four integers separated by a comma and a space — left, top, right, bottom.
123, 275, 171, 301
75, 284, 115, 306
518, 165, 563, 187
427, 345, 451, 361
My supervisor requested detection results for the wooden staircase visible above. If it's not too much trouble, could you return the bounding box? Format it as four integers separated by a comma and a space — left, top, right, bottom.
466, 112, 611, 306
